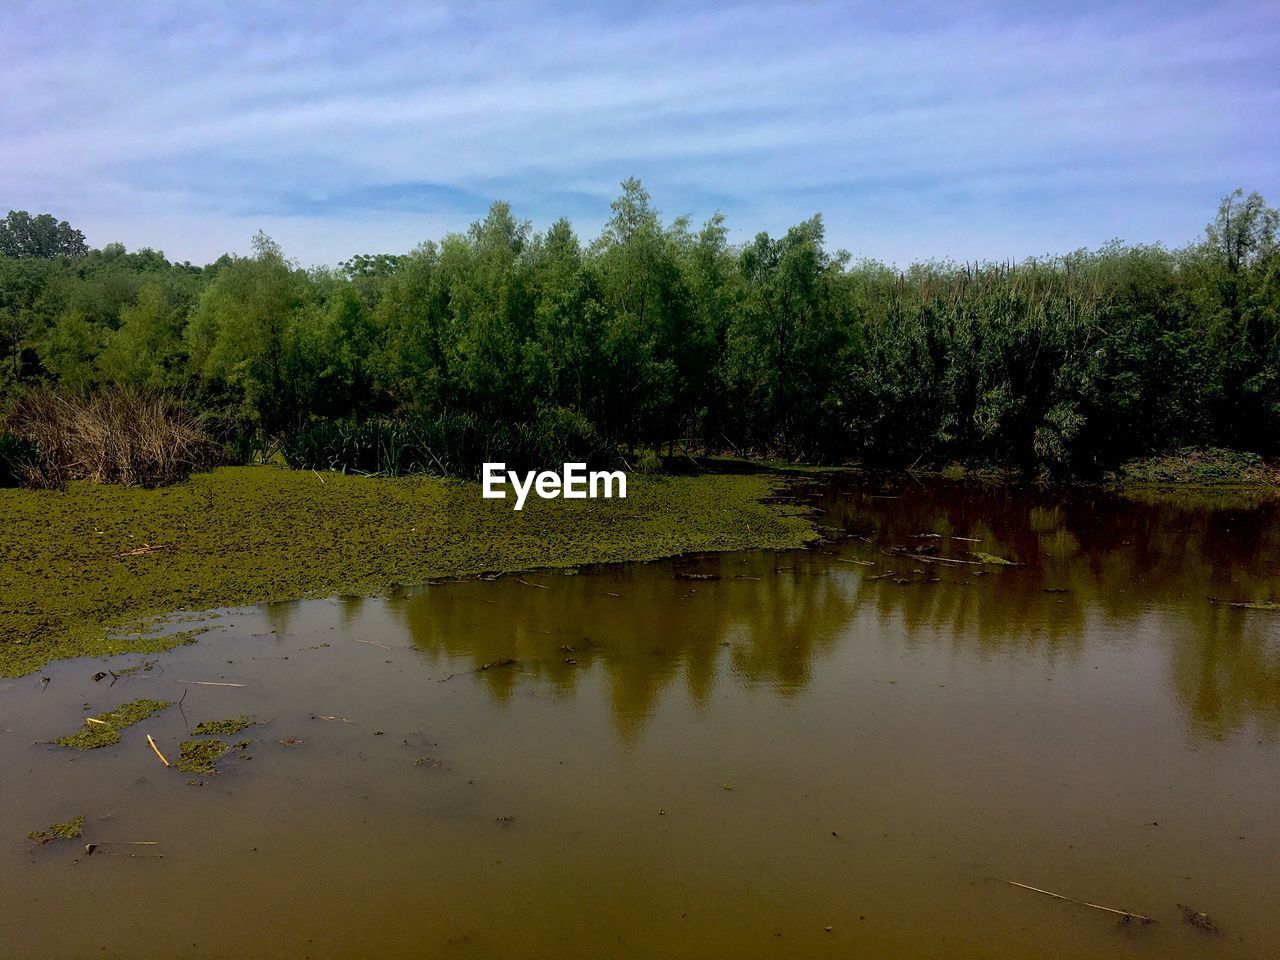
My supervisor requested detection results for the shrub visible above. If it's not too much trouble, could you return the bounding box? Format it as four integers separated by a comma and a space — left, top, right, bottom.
276, 408, 617, 479
0, 431, 40, 487
4, 388, 221, 487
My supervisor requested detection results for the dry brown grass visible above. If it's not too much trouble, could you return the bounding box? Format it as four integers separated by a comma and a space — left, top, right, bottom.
5, 388, 220, 488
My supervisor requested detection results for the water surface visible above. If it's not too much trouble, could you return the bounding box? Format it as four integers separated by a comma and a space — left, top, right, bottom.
2, 478, 1278, 958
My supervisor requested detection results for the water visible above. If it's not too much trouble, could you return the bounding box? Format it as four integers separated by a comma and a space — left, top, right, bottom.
2, 478, 1278, 959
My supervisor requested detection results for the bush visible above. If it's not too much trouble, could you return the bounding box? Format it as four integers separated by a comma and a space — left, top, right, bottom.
276, 408, 617, 479
4, 388, 221, 487
0, 431, 40, 487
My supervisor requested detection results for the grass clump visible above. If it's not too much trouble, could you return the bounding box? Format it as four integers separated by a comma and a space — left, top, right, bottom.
27, 815, 85, 844
4, 388, 220, 489
193, 716, 255, 736
54, 698, 172, 750
177, 739, 229, 775
1108, 447, 1279, 487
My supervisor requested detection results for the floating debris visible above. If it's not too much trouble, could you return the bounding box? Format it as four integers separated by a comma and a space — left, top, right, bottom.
146, 734, 170, 766
996, 878, 1155, 924
1207, 596, 1280, 611
177, 739, 229, 775
1178, 904, 1221, 934
192, 716, 256, 736
54, 698, 172, 750
28, 816, 85, 845
970, 552, 1018, 566
114, 543, 176, 558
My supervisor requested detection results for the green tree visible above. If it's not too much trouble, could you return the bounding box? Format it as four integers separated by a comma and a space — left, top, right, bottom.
0, 210, 88, 259
38, 309, 102, 390
186, 232, 307, 429
727, 215, 850, 453
98, 281, 188, 389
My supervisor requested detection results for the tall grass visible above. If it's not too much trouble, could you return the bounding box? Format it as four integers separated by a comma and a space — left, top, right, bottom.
4, 389, 221, 488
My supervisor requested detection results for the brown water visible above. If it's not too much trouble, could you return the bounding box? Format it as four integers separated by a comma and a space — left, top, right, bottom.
2, 478, 1279, 959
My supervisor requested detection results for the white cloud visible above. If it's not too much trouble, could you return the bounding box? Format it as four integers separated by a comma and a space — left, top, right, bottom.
2, 0, 1276, 264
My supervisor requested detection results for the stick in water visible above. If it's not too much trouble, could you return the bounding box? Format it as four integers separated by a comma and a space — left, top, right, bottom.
996, 879, 1156, 923
146, 734, 170, 767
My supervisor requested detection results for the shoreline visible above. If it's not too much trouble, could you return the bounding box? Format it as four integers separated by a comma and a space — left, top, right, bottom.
4, 452, 1276, 679
0, 465, 816, 677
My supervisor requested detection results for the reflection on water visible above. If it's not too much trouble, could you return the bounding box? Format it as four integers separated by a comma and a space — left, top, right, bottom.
1, 477, 1278, 960
384, 479, 1280, 742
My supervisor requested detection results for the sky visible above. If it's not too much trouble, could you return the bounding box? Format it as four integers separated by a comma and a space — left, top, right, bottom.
2, 1, 1277, 266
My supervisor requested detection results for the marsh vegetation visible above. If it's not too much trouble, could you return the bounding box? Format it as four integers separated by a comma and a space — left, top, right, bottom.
1, 187, 1277, 483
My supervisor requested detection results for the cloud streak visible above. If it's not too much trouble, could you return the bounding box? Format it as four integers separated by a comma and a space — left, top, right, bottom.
2, 0, 1276, 265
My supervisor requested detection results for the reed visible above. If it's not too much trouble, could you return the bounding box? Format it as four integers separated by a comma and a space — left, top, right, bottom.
4, 388, 220, 488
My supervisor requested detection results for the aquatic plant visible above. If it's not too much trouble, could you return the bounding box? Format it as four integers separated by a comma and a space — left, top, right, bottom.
53, 698, 172, 750
177, 739, 229, 775
27, 815, 85, 844
192, 716, 255, 736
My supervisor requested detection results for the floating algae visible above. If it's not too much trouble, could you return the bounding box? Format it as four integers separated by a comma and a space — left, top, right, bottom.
971, 552, 1018, 566
192, 716, 256, 736
54, 699, 172, 750
177, 739, 229, 775
0, 466, 815, 677
27, 816, 85, 845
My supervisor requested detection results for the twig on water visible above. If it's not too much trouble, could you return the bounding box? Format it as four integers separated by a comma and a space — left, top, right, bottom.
904, 553, 983, 566
146, 734, 170, 767
994, 878, 1156, 924
354, 638, 391, 649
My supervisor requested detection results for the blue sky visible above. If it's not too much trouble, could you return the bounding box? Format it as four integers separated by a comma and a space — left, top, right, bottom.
3, 1, 1277, 266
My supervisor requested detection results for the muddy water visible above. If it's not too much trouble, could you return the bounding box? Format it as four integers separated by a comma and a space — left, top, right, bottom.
2, 479, 1279, 959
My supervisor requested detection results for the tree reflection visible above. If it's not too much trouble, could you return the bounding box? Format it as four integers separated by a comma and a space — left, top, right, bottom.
386, 479, 1280, 742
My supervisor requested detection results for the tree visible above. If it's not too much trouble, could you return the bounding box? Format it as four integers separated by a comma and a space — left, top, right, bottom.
590, 179, 681, 446
0, 211, 88, 259
185, 232, 307, 429
99, 281, 188, 389
727, 215, 849, 453
1207, 189, 1279, 273
443, 202, 535, 419
38, 310, 102, 390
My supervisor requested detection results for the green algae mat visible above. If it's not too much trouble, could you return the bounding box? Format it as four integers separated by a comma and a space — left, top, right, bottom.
0, 465, 815, 676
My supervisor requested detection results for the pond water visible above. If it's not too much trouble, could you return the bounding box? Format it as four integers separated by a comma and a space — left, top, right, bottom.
2, 478, 1278, 959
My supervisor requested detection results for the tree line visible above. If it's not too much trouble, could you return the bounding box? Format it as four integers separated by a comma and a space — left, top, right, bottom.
1, 180, 1277, 475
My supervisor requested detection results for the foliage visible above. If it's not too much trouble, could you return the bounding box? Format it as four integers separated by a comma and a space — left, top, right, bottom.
0, 210, 87, 259
276, 408, 615, 478
1, 185, 1277, 476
